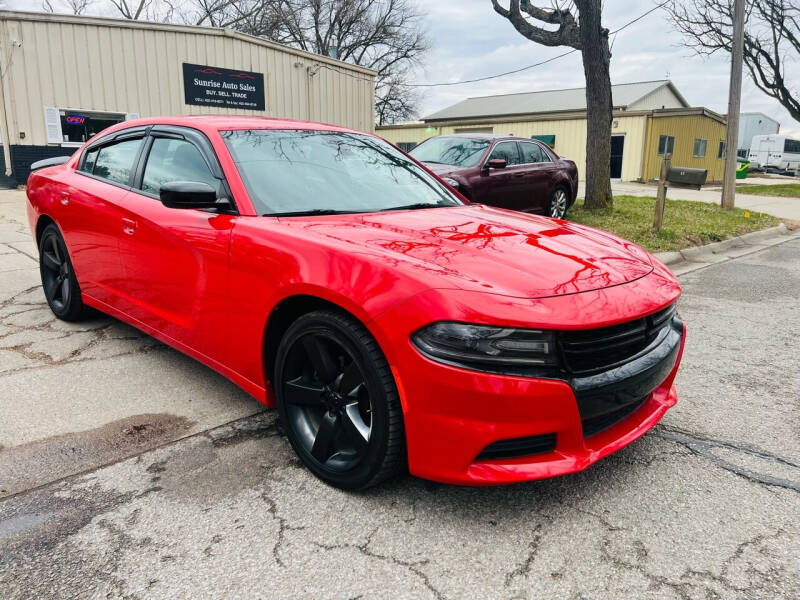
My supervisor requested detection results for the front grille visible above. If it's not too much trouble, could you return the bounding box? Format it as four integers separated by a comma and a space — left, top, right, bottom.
476, 433, 556, 461
581, 395, 648, 437
560, 305, 676, 375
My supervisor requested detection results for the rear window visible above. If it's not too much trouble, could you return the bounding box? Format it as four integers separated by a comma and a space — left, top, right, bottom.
80, 138, 142, 186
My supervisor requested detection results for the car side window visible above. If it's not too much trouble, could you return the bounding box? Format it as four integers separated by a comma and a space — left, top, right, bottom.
83, 138, 143, 186
488, 141, 521, 166
141, 137, 218, 196
520, 142, 551, 164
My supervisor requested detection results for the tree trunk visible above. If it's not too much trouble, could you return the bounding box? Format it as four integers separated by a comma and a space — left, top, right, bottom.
578, 1, 613, 209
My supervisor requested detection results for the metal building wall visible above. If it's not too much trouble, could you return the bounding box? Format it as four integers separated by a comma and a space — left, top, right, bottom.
0, 10, 376, 150
642, 113, 728, 182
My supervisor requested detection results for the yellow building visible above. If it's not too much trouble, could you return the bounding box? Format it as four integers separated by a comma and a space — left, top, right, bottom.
377, 81, 727, 183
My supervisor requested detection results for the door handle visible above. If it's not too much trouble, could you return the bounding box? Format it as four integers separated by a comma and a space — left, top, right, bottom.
122, 218, 137, 235
513, 172, 525, 178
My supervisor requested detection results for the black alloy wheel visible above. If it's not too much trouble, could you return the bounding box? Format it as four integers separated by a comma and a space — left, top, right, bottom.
39, 224, 87, 321
275, 310, 406, 489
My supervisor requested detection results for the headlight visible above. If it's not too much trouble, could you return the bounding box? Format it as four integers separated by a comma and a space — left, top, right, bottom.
411, 321, 559, 375
442, 177, 460, 188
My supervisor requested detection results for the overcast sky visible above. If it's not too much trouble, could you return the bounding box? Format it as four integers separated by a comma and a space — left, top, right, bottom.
8, 0, 798, 136
410, 1, 798, 136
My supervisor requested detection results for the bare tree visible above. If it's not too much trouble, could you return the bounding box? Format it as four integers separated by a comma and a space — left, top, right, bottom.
492, 0, 613, 209
189, 0, 429, 125
42, 0, 94, 14
669, 0, 799, 123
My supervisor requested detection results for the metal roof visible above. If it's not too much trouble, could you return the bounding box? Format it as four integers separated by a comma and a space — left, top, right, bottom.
423, 80, 689, 121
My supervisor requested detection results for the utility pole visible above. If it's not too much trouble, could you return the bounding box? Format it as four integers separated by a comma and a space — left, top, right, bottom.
721, 0, 745, 210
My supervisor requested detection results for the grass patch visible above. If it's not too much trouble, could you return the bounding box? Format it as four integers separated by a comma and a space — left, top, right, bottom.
735, 183, 800, 197
569, 195, 779, 253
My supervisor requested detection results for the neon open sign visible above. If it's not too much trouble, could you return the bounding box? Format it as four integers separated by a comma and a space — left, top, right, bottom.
65, 115, 85, 124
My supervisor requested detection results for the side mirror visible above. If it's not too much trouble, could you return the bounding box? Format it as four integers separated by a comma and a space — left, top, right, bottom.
160, 181, 218, 209
486, 158, 507, 170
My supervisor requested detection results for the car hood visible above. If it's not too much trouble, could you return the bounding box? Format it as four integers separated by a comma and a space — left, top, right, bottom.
278, 205, 654, 299
422, 162, 466, 177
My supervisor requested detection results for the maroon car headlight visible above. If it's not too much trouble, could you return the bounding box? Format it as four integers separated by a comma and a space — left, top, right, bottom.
411, 322, 559, 374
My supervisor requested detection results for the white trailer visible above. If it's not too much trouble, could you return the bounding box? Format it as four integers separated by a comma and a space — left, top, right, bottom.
748, 135, 800, 174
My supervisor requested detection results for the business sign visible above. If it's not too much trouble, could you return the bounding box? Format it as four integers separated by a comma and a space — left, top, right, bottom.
182, 63, 265, 111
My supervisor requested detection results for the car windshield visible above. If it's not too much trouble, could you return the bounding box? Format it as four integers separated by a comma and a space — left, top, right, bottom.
409, 136, 490, 167
222, 129, 463, 216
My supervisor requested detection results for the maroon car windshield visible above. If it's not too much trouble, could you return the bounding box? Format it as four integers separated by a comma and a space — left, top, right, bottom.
410, 137, 490, 168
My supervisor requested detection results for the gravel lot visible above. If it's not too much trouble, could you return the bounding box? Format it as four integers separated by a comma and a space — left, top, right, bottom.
1, 189, 798, 599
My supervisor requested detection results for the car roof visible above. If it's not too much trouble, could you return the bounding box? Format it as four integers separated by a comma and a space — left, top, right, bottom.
98, 115, 366, 138
427, 133, 537, 142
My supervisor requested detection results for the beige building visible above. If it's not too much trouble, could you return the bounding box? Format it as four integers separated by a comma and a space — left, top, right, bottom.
0, 10, 375, 185
378, 81, 728, 183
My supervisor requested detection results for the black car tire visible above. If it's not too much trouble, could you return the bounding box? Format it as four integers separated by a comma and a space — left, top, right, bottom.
274, 310, 407, 490
38, 223, 89, 321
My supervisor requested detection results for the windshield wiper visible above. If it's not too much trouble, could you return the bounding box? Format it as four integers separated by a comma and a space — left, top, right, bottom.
263, 209, 362, 217
379, 202, 450, 212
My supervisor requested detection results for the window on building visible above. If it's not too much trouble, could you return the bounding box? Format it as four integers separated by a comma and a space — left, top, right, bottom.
487, 141, 521, 165
141, 138, 217, 196
718, 140, 726, 159
785, 139, 800, 153
396, 142, 417, 152
83, 138, 143, 185
59, 111, 126, 144
657, 134, 675, 156
693, 138, 707, 158
519, 142, 551, 164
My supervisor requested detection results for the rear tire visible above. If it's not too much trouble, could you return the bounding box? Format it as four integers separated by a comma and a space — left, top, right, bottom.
547, 186, 570, 219
38, 223, 88, 321
274, 310, 406, 490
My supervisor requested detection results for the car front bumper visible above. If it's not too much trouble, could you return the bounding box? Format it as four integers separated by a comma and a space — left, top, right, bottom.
371, 275, 685, 485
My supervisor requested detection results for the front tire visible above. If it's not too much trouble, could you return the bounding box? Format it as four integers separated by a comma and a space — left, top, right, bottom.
274, 310, 406, 490
547, 186, 570, 219
39, 223, 87, 321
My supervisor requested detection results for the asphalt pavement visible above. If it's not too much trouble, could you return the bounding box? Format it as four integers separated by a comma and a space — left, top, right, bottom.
1, 189, 798, 599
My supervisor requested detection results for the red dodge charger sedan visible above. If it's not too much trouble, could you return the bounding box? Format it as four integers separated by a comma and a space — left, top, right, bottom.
26, 116, 685, 490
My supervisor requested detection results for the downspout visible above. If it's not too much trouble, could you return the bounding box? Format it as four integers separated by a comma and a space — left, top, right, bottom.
0, 20, 14, 177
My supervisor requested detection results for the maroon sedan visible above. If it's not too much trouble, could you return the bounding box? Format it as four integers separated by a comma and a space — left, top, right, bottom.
409, 134, 578, 218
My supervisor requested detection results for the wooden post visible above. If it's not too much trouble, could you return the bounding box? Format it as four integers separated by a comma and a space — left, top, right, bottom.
721, 0, 745, 209
653, 153, 671, 232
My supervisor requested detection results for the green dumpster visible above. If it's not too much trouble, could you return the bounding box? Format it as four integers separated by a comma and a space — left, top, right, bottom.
736, 159, 749, 179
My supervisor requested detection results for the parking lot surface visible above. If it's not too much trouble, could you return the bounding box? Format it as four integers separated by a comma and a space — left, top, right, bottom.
1, 189, 798, 599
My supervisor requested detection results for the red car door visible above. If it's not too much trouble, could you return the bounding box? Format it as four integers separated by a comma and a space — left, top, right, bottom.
113, 128, 235, 361
477, 141, 528, 209
519, 141, 557, 213
57, 131, 146, 306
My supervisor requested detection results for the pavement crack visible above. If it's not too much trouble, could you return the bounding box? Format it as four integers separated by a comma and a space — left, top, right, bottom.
313, 527, 446, 600
504, 523, 543, 587
654, 425, 800, 492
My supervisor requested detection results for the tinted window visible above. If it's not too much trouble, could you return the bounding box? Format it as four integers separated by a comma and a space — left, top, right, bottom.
223, 129, 462, 215
410, 136, 491, 167
88, 138, 142, 185
785, 139, 800, 153
81, 147, 99, 174
488, 141, 520, 165
520, 142, 550, 163
142, 138, 218, 195
658, 135, 675, 156
693, 138, 707, 158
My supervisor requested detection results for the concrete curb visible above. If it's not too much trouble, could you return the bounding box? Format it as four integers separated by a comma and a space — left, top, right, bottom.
654, 224, 795, 274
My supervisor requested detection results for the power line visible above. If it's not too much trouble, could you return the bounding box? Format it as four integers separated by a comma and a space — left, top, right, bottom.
407, 0, 670, 88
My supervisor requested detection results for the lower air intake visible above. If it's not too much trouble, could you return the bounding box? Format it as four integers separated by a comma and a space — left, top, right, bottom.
476, 433, 557, 461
